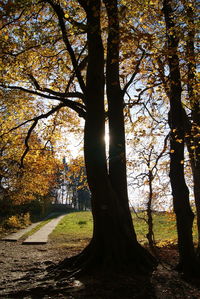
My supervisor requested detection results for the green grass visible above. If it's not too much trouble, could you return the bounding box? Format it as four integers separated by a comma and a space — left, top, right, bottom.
132, 212, 178, 246
49, 210, 198, 247
50, 211, 93, 242
132, 211, 197, 246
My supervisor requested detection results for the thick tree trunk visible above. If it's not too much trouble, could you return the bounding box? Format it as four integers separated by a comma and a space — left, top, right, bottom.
163, 0, 200, 276
103, 0, 136, 234
83, 0, 156, 274
57, 0, 157, 276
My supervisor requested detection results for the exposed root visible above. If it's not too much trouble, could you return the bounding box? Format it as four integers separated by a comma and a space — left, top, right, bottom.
47, 240, 158, 281
175, 259, 200, 281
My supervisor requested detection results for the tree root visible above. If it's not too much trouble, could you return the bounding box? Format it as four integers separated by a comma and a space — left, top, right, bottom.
47, 240, 158, 281
175, 259, 200, 280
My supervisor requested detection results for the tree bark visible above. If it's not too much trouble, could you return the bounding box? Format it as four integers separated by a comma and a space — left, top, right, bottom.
146, 167, 155, 251
184, 110, 200, 258
57, 0, 157, 276
185, 3, 200, 257
103, 0, 136, 235
163, 0, 200, 276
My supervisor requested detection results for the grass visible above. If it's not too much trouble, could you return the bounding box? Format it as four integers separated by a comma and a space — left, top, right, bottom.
3, 210, 195, 246
132, 212, 178, 246
50, 211, 93, 242
50, 211, 197, 246
49, 210, 198, 247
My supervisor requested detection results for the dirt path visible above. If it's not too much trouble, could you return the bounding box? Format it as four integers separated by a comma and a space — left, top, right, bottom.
0, 240, 200, 298
2, 221, 43, 242
3, 213, 66, 244
0, 240, 67, 298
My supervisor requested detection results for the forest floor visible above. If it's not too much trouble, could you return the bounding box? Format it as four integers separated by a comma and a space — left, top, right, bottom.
0, 238, 200, 298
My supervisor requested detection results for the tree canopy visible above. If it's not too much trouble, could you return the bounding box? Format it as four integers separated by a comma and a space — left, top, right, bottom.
0, 0, 199, 279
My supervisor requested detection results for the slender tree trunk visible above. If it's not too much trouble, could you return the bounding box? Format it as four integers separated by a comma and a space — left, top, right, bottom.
146, 168, 155, 251
185, 3, 200, 257
163, 0, 200, 276
158, 2, 200, 258
184, 111, 200, 257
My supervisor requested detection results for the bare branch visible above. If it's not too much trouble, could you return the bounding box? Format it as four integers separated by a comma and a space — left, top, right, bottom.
137, 82, 162, 103
0, 9, 25, 31
9, 102, 65, 168
0, 103, 66, 139
43, 0, 86, 94
122, 49, 146, 96
25, 75, 85, 100
0, 84, 86, 117
20, 120, 38, 168
152, 133, 169, 172
65, 52, 88, 94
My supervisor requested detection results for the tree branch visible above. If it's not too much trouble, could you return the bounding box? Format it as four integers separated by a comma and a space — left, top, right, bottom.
0, 9, 25, 31
1, 102, 66, 138
0, 84, 87, 117
137, 82, 162, 102
152, 133, 169, 172
20, 120, 38, 168
27, 75, 85, 100
44, 0, 86, 94
3, 102, 67, 168
122, 49, 146, 96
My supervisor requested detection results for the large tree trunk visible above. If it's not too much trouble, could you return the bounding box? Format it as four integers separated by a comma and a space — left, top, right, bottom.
163, 0, 200, 276
103, 0, 136, 235
58, 0, 156, 276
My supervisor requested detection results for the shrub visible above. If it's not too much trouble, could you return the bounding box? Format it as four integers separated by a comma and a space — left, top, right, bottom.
4, 212, 31, 229
4, 215, 21, 229
22, 212, 31, 226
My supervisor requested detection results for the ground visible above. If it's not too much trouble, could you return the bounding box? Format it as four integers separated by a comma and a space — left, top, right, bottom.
0, 238, 200, 298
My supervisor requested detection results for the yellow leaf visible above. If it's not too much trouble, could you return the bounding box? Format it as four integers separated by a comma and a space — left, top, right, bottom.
176, 139, 183, 143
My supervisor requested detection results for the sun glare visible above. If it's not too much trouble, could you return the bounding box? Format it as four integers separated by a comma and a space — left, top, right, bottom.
104, 131, 110, 146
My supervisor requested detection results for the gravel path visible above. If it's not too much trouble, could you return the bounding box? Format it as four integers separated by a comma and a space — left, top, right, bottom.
2, 213, 66, 245
23, 214, 66, 244
2, 221, 42, 242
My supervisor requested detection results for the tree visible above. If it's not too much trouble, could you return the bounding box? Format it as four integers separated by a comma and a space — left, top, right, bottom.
65, 157, 91, 210
134, 0, 200, 275
183, 0, 200, 257
163, 0, 200, 276
0, 89, 59, 205
154, 0, 200, 259
0, 0, 157, 276
127, 109, 170, 249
